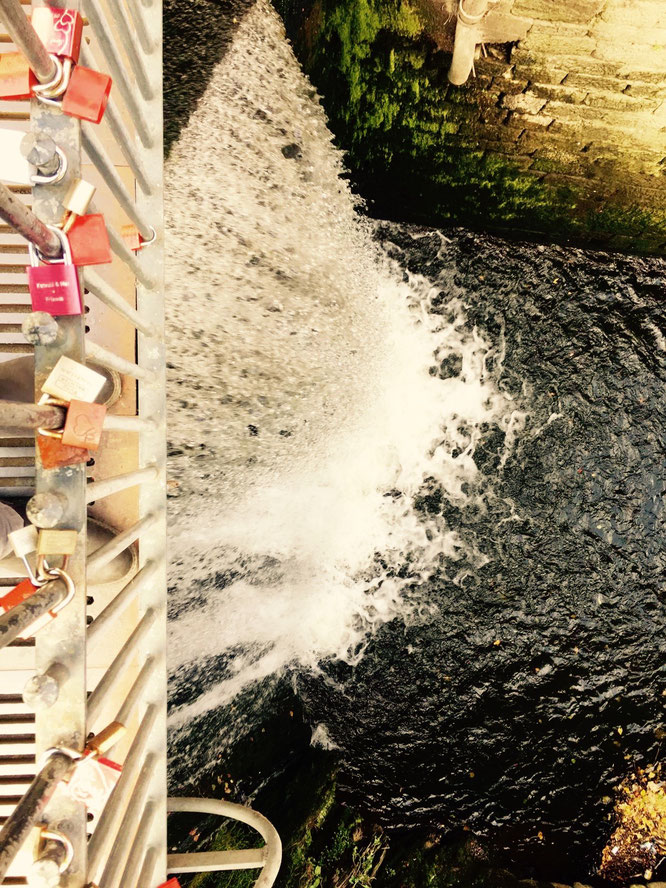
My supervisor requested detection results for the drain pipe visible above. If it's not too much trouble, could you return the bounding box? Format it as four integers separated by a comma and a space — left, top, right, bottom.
448, 0, 491, 86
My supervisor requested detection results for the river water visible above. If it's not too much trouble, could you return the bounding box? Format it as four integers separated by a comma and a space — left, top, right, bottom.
164, 0, 666, 881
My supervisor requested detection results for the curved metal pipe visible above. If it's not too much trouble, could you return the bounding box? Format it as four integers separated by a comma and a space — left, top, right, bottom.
448, 0, 490, 86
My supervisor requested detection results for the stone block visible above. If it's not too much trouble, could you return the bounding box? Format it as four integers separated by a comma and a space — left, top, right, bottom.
520, 111, 554, 126
502, 92, 547, 113
563, 71, 629, 92
512, 0, 604, 24
623, 80, 666, 99
512, 53, 568, 85
529, 82, 587, 104
525, 27, 596, 56
582, 89, 661, 112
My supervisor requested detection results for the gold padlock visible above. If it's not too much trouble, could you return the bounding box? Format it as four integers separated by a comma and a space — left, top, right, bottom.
61, 178, 96, 233
86, 721, 126, 756
36, 529, 78, 577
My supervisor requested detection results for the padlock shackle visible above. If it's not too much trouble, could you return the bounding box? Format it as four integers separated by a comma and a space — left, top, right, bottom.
28, 224, 73, 267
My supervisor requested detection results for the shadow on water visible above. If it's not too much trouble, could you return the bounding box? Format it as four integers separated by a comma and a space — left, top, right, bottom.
164, 0, 256, 154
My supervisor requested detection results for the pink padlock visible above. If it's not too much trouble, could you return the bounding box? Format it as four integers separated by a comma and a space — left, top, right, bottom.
27, 225, 82, 316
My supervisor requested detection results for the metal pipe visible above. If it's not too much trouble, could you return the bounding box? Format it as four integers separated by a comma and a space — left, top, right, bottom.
115, 655, 155, 725
81, 126, 153, 238
87, 560, 159, 643
0, 750, 75, 882
0, 575, 69, 651
448, 0, 490, 86
87, 512, 158, 572
104, 0, 154, 100
105, 222, 157, 288
85, 466, 159, 503
0, 181, 61, 257
97, 754, 156, 888
167, 798, 282, 888
81, 0, 154, 147
85, 338, 155, 381
86, 704, 158, 881
118, 799, 157, 888
136, 846, 159, 888
86, 608, 157, 725
0, 398, 64, 431
80, 43, 154, 177
84, 270, 157, 337
0, 0, 56, 82
125, 0, 155, 55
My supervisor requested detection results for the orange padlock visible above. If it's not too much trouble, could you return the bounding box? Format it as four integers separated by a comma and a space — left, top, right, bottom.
61, 66, 112, 123
61, 400, 106, 451
0, 52, 35, 99
37, 434, 90, 470
67, 214, 112, 266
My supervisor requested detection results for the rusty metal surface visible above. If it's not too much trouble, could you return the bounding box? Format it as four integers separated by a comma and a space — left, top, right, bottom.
0, 397, 64, 429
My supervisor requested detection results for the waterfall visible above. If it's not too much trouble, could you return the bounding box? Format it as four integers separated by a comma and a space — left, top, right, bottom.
164, 0, 523, 770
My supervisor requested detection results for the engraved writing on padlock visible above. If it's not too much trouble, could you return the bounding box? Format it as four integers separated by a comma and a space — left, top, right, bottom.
42, 356, 106, 403
61, 66, 112, 124
61, 400, 107, 450
27, 227, 82, 316
30, 7, 83, 63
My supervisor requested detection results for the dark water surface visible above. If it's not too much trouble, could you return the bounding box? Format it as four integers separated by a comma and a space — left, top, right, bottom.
291, 224, 666, 878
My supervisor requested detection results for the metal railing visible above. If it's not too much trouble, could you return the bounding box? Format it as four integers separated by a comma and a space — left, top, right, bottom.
0, 2, 283, 887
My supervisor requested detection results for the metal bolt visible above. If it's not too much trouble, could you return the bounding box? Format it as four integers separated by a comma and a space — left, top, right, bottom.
26, 492, 67, 528
23, 662, 69, 710
21, 312, 61, 347
21, 132, 60, 175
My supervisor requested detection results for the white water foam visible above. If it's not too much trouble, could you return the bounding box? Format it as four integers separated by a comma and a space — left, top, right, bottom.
165, 0, 526, 743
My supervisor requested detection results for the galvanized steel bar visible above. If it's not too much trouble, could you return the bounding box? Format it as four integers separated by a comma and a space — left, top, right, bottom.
118, 799, 157, 888
136, 846, 159, 888
86, 512, 158, 572
0, 0, 56, 81
86, 704, 158, 882
85, 466, 159, 503
0, 398, 64, 431
81, 126, 153, 238
86, 608, 157, 726
84, 269, 157, 337
97, 753, 157, 888
104, 0, 154, 100
0, 180, 61, 257
126, 0, 155, 55
81, 0, 154, 147
0, 575, 69, 651
115, 655, 155, 725
85, 338, 155, 381
0, 750, 75, 882
105, 223, 157, 289
87, 560, 159, 644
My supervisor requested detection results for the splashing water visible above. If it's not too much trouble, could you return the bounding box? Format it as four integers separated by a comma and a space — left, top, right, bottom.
165, 0, 525, 746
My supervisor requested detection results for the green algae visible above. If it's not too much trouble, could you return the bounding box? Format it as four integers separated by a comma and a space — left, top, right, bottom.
273, 0, 666, 254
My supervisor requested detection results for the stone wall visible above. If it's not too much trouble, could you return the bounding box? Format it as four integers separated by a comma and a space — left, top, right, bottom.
454, 0, 666, 252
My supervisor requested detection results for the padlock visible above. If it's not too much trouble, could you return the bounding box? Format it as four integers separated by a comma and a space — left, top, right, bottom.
27, 226, 82, 316
36, 529, 77, 562
157, 881, 182, 888
0, 577, 40, 615
65, 755, 122, 819
8, 524, 40, 583
66, 214, 112, 266
121, 223, 156, 252
60, 178, 96, 234
86, 721, 126, 756
0, 52, 35, 99
61, 399, 107, 450
37, 434, 90, 471
30, 7, 83, 63
61, 65, 112, 124
42, 356, 106, 403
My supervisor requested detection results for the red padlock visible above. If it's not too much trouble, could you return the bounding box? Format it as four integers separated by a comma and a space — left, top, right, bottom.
31, 7, 83, 63
0, 52, 35, 99
67, 214, 112, 266
66, 755, 122, 818
27, 226, 82, 316
62, 66, 112, 124
157, 880, 182, 888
